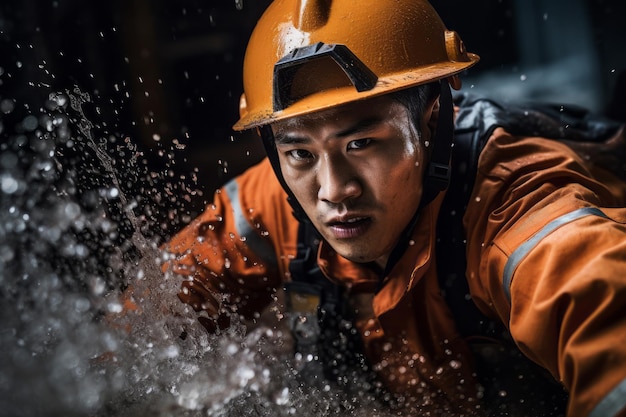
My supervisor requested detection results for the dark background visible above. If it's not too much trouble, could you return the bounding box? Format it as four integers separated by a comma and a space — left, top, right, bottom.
1, 0, 625, 236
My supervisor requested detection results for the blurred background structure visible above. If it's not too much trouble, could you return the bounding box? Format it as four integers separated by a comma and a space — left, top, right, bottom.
1, 0, 625, 228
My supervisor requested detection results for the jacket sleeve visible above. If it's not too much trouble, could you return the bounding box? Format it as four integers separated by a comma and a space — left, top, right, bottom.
162, 158, 297, 332
464, 128, 626, 417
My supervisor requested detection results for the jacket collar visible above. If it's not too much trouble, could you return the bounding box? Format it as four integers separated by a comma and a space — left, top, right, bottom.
317, 192, 445, 317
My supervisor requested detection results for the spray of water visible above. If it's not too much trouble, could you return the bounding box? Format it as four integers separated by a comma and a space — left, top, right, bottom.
0, 81, 401, 416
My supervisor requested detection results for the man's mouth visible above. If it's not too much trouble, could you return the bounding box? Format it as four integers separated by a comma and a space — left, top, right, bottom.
326, 216, 372, 239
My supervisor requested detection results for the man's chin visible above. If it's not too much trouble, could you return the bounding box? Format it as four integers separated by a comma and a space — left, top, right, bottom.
331, 244, 385, 266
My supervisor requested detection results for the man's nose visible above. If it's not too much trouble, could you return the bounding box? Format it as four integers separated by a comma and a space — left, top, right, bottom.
317, 154, 362, 204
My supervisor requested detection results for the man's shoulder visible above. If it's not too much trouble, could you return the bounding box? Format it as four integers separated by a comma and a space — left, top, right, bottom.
232, 157, 282, 192
227, 157, 291, 212
455, 93, 622, 147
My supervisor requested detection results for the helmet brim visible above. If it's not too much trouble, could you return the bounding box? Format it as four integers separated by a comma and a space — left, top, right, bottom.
233, 53, 479, 131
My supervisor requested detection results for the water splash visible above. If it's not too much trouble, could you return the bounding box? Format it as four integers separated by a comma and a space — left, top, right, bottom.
0, 86, 397, 416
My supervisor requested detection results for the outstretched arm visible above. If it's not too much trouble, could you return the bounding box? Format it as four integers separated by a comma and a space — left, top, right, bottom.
465, 128, 626, 417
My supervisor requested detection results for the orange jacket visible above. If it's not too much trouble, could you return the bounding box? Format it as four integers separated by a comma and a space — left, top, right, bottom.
164, 127, 626, 416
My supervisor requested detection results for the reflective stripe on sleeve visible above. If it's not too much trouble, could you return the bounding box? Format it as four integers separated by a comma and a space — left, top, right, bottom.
502, 207, 609, 302
589, 377, 626, 417
224, 179, 277, 267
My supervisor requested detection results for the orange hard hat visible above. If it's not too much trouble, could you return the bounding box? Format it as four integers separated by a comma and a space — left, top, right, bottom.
233, 0, 479, 131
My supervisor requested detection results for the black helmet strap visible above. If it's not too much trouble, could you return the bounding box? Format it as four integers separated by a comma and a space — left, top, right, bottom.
420, 79, 453, 209
379, 79, 454, 284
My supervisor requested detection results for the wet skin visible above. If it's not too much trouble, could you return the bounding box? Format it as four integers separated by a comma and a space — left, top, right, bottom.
272, 95, 439, 268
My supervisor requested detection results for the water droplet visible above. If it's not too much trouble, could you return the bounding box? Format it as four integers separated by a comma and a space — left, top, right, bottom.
226, 343, 238, 355
1, 175, 19, 194
107, 187, 119, 199
274, 387, 290, 405
449, 360, 462, 369
107, 302, 123, 313
21, 115, 38, 131
1, 98, 15, 114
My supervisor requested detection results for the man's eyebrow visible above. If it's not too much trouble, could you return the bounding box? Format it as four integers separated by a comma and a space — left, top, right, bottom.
273, 132, 309, 145
335, 116, 384, 138
274, 116, 384, 144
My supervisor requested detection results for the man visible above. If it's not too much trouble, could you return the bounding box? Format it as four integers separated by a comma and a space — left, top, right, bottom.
164, 0, 626, 415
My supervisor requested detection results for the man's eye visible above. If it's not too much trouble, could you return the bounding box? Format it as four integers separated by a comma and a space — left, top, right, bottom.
347, 138, 372, 150
287, 149, 313, 161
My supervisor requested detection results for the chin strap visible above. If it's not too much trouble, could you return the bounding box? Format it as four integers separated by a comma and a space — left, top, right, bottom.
377, 80, 454, 288
260, 124, 311, 223
420, 79, 454, 210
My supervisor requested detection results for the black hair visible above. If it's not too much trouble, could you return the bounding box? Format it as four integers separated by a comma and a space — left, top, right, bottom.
388, 81, 441, 134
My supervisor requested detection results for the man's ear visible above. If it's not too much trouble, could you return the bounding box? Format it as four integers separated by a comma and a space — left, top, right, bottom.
447, 75, 462, 90
424, 96, 441, 141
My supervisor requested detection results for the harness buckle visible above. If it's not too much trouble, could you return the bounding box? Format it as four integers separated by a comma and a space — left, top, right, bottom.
284, 281, 324, 374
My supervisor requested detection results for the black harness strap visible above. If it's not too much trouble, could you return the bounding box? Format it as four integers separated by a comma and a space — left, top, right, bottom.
436, 103, 570, 416
285, 222, 377, 388
435, 97, 500, 339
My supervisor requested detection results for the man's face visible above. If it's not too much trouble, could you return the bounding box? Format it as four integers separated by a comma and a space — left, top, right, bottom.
272, 95, 436, 268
